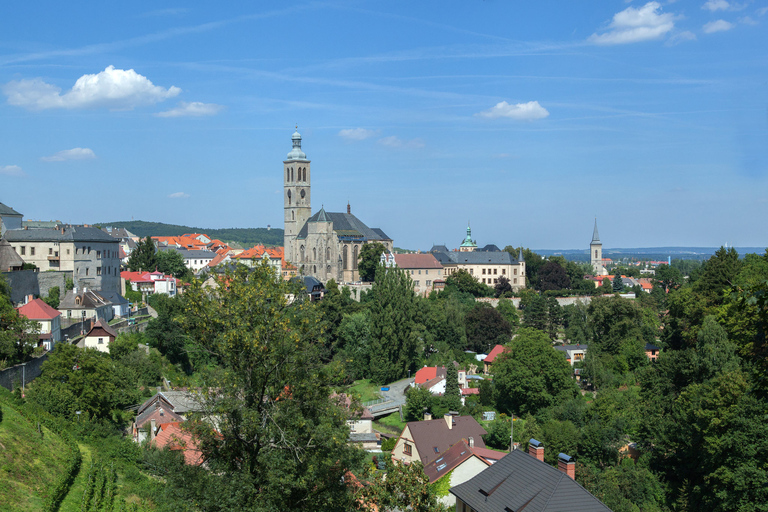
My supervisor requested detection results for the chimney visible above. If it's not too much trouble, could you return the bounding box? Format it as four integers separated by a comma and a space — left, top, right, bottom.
558, 453, 575, 479
528, 439, 544, 462
424, 410, 432, 421
347, 202, 351, 214
27, 294, 34, 304
444, 412, 453, 429
468, 436, 474, 448
150, 419, 157, 440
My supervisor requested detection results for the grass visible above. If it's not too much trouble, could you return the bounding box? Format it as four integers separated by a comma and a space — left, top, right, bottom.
0, 402, 70, 511
375, 412, 406, 434
59, 443, 93, 512
348, 379, 381, 403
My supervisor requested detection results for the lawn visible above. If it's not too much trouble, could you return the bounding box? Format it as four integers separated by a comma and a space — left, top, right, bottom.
375, 412, 406, 434
348, 379, 381, 403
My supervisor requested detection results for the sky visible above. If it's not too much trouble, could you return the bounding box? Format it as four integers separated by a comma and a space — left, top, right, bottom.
1, 1, 767, 251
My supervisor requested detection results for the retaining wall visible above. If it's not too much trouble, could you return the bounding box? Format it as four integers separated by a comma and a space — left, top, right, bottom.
0, 352, 49, 391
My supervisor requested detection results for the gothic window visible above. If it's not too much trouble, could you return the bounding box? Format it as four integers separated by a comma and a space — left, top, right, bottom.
292, 211, 295, 221
353, 246, 359, 270
343, 246, 349, 270
300, 189, 305, 199
595, 250, 598, 258
327, 265, 331, 275
313, 265, 317, 274
287, 190, 292, 205
303, 168, 307, 181
326, 247, 330, 261
291, 168, 294, 181
287, 169, 290, 181
300, 245, 305, 262
313, 247, 317, 260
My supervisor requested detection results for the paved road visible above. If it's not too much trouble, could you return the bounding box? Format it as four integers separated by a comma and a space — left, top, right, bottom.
366, 377, 413, 417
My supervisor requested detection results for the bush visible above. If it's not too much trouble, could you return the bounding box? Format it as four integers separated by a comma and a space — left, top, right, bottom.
381, 437, 397, 451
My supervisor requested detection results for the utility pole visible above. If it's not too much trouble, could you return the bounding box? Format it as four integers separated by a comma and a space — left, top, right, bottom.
510, 414, 515, 451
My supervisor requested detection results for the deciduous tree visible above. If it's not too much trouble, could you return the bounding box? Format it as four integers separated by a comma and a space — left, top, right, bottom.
358, 242, 386, 282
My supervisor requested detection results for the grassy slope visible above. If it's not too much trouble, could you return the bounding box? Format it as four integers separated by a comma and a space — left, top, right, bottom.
58, 443, 92, 512
0, 402, 69, 511
348, 379, 381, 403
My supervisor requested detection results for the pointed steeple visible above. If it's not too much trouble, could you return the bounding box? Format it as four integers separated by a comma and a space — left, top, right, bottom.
518, 246, 525, 263
591, 218, 601, 244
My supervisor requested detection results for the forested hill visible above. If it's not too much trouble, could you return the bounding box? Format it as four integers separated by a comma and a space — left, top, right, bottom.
97, 220, 283, 248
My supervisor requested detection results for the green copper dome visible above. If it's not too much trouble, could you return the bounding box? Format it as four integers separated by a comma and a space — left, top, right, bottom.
460, 224, 477, 248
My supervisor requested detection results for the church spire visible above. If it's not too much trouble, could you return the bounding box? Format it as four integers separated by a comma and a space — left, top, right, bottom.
592, 218, 601, 244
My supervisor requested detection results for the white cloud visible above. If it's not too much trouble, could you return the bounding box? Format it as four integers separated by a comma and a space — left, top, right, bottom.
156, 101, 224, 118
3, 65, 181, 110
758, 7, 768, 16
666, 30, 698, 45
0, 165, 25, 177
589, 2, 676, 45
703, 19, 735, 32
377, 136, 425, 149
739, 16, 758, 25
41, 147, 96, 162
168, 192, 190, 199
338, 128, 377, 141
475, 100, 550, 120
703, 0, 730, 12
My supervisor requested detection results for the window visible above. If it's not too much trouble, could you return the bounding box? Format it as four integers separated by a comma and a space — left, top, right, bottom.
97, 251, 101, 258
425, 269, 429, 275
20, 246, 25, 255
502, 269, 506, 275
67, 249, 70, 255
494, 278, 498, 284
415, 280, 420, 286
482, 268, 486, 275
49, 248, 53, 255
30, 247, 35, 256
88, 246, 91, 253
96, 267, 102, 276
85, 268, 89, 276
98, 337, 104, 344
300, 189, 305, 199
494, 268, 497, 275
418, 270, 421, 275
287, 190, 291, 205
426, 280, 431, 287
403, 444, 412, 456
514, 269, 518, 275
514, 278, 518, 284
433, 447, 440, 453
469, 268, 473, 275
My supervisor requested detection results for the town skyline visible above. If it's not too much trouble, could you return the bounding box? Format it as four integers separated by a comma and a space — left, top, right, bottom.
2, 1, 767, 250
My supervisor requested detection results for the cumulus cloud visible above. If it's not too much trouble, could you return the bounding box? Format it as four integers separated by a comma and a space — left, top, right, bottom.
589, 2, 675, 45
41, 147, 96, 162
338, 128, 377, 141
3, 65, 181, 110
475, 101, 550, 120
703, 19, 735, 32
703, 0, 730, 11
168, 192, 190, 199
377, 136, 425, 149
0, 165, 25, 177
156, 101, 224, 118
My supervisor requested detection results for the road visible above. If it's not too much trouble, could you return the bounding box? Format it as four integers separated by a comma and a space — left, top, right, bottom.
366, 377, 413, 417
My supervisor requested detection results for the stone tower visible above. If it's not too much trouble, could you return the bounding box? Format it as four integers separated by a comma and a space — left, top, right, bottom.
590, 219, 603, 275
284, 128, 311, 266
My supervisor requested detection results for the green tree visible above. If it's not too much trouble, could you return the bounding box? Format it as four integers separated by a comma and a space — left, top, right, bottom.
465, 304, 512, 353
611, 273, 623, 293
520, 291, 548, 332
360, 459, 443, 512
495, 298, 519, 332
127, 236, 158, 272
178, 260, 363, 511
493, 328, 579, 415
156, 249, 190, 279
494, 275, 513, 297
539, 261, 571, 291
483, 415, 512, 450
694, 246, 742, 304
445, 269, 492, 297
143, 294, 190, 368
653, 264, 683, 293
335, 310, 372, 381
0, 275, 37, 365
43, 286, 60, 309
367, 265, 423, 384
358, 242, 386, 282
443, 365, 461, 411
404, 385, 435, 422
109, 332, 142, 361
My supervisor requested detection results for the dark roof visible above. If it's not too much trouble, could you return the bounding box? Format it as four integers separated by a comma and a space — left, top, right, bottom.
59, 289, 112, 310
430, 245, 450, 253
0, 203, 22, 216
0, 239, 24, 271
645, 343, 660, 351
135, 400, 185, 428
159, 247, 216, 259
406, 415, 487, 466
4, 225, 116, 243
424, 440, 485, 483
554, 344, 588, 351
477, 244, 501, 252
85, 319, 118, 339
592, 219, 601, 244
297, 210, 390, 241
450, 449, 612, 512
430, 246, 520, 265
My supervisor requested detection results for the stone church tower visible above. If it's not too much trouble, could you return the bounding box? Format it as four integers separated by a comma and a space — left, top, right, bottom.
590, 219, 604, 275
283, 129, 311, 266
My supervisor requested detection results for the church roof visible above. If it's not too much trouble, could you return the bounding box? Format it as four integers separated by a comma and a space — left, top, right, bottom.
297, 210, 390, 242
460, 224, 477, 248
592, 219, 601, 244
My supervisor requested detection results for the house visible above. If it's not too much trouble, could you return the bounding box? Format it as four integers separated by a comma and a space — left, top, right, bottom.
121, 270, 178, 298
0, 202, 23, 235
393, 253, 444, 297
331, 393, 379, 450
132, 396, 186, 443
449, 439, 612, 512
152, 422, 205, 466
645, 343, 660, 361
429, 227, 526, 292
413, 364, 469, 396
554, 344, 588, 366
58, 288, 114, 324
483, 344, 508, 375
0, 238, 25, 272
231, 245, 283, 276
423, 440, 506, 507
82, 319, 118, 353
391, 413, 487, 466
158, 247, 216, 273
16, 297, 61, 351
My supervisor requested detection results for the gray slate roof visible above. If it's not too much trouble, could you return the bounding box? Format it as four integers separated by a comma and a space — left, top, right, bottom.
4, 225, 116, 243
0, 239, 24, 271
297, 209, 390, 241
59, 289, 112, 310
450, 449, 612, 512
0, 203, 22, 216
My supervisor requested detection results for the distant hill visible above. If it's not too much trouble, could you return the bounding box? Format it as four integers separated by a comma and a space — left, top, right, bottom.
535, 246, 767, 262
97, 221, 284, 248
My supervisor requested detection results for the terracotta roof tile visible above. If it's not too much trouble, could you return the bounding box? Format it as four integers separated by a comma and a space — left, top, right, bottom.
16, 298, 60, 320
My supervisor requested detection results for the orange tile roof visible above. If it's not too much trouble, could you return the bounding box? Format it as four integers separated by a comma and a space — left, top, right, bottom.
16, 298, 60, 320
234, 245, 283, 260
153, 423, 204, 466
393, 253, 442, 269
484, 344, 508, 364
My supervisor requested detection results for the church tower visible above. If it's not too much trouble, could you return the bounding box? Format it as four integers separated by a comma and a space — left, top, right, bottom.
284, 128, 311, 265
590, 219, 603, 275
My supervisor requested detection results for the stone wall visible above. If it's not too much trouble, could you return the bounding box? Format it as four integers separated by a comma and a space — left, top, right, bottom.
0, 352, 49, 392
476, 293, 637, 309
1, 269, 72, 305
37, 271, 71, 299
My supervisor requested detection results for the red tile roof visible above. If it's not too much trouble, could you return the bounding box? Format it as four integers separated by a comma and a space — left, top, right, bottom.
153, 423, 204, 466
16, 298, 60, 320
414, 366, 448, 385
234, 245, 283, 261
423, 440, 481, 483
393, 253, 443, 270
484, 345, 508, 364
460, 388, 480, 396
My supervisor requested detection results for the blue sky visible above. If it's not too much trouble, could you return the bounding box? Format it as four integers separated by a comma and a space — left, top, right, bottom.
1, 1, 766, 250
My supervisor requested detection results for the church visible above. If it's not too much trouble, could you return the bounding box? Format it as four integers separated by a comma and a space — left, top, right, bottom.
282, 129, 393, 283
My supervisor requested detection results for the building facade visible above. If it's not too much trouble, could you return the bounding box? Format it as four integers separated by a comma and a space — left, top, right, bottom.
590, 219, 604, 275
393, 253, 444, 297
282, 129, 393, 283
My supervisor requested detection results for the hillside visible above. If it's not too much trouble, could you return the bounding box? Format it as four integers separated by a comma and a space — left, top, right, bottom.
0, 399, 70, 511
97, 220, 284, 248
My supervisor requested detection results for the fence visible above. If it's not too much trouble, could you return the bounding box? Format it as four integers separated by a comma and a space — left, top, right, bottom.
0, 352, 49, 391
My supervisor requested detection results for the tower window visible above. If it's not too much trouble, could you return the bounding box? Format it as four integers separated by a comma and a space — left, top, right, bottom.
287, 169, 290, 181
287, 190, 292, 205
300, 189, 305, 199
